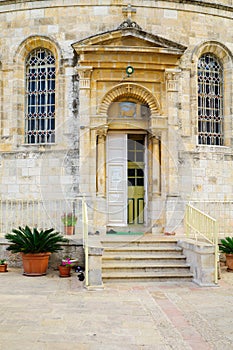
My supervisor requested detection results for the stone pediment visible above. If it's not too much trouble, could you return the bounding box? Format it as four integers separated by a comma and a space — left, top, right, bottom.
72, 19, 186, 55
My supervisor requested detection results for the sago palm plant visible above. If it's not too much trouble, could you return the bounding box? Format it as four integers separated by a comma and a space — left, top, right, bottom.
5, 226, 68, 254
219, 237, 233, 255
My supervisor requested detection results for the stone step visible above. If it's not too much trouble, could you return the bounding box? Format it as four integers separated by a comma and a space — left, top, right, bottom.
102, 263, 190, 273
103, 246, 183, 255
102, 239, 178, 248
101, 237, 192, 283
102, 271, 193, 282
102, 254, 187, 264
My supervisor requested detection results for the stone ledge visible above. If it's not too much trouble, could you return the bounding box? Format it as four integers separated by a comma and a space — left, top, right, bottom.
0, 237, 85, 269
178, 239, 216, 286
178, 238, 215, 254
0, 0, 233, 14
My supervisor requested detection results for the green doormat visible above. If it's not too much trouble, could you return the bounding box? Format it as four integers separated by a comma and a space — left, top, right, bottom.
107, 230, 143, 235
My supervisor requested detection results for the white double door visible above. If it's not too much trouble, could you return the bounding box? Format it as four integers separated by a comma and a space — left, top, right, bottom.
106, 133, 147, 226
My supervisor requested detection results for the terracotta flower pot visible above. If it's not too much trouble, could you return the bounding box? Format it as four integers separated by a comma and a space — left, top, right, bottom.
226, 254, 233, 270
58, 265, 71, 277
21, 252, 51, 276
0, 264, 7, 272
64, 226, 75, 235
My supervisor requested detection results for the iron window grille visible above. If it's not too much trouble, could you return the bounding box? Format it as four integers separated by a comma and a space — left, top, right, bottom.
198, 53, 223, 146
25, 48, 55, 144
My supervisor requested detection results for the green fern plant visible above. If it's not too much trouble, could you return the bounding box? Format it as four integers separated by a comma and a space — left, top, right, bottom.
219, 237, 233, 255
5, 226, 68, 254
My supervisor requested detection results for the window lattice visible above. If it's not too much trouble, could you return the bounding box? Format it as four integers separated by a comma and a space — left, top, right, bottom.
198, 53, 223, 145
25, 48, 55, 144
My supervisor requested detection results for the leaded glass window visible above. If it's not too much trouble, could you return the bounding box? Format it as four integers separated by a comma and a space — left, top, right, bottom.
25, 48, 55, 144
198, 53, 223, 145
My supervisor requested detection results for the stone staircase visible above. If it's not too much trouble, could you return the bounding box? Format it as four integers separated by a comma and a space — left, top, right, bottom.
101, 236, 193, 283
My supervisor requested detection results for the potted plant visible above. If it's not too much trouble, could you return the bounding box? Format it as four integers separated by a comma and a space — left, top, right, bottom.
5, 226, 68, 276
219, 236, 233, 270
58, 257, 72, 277
61, 212, 77, 235
0, 259, 7, 273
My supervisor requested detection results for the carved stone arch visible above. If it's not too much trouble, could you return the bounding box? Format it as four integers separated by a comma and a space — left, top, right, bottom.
98, 83, 160, 115
13, 35, 62, 65
191, 40, 233, 67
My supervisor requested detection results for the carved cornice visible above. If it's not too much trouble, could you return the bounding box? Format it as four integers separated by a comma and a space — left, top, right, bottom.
1, 1, 233, 13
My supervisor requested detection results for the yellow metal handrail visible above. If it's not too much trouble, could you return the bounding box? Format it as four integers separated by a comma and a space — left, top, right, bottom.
185, 204, 219, 284
82, 198, 89, 287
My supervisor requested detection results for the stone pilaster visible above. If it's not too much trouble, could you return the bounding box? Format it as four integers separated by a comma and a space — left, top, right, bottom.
165, 68, 181, 197
164, 69, 182, 233
77, 66, 93, 195
148, 131, 164, 233
96, 126, 108, 197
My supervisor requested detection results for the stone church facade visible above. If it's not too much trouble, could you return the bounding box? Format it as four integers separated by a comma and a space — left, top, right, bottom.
1, 0, 233, 235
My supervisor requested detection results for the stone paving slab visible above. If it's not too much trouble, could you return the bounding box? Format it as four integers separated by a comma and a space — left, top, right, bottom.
0, 267, 233, 349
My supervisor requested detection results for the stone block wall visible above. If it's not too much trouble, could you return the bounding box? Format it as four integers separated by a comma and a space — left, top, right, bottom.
178, 239, 216, 286
0, 1, 233, 232
0, 237, 85, 270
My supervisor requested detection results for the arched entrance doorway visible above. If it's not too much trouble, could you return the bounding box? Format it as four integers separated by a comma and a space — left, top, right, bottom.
106, 100, 151, 229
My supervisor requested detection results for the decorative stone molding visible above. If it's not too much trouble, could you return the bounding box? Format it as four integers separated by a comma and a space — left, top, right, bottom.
13, 35, 61, 64
2, 0, 233, 13
191, 40, 233, 65
72, 24, 186, 57
149, 129, 162, 140
150, 115, 167, 130
118, 18, 142, 30
99, 83, 159, 115
77, 66, 93, 89
96, 125, 108, 138
165, 69, 181, 92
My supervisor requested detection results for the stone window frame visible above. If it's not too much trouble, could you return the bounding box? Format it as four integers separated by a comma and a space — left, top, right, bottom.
13, 36, 61, 147
197, 53, 223, 146
25, 48, 56, 144
191, 41, 233, 148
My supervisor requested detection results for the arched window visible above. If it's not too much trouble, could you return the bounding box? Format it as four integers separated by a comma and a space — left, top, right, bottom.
25, 48, 55, 144
198, 53, 223, 145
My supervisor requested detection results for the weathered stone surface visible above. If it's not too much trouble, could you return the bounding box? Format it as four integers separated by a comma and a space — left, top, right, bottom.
178, 239, 216, 286
0, 0, 233, 234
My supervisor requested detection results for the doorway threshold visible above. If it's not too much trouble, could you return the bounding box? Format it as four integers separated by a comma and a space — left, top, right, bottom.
107, 229, 143, 236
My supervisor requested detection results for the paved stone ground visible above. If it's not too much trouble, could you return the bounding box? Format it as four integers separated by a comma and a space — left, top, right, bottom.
0, 266, 233, 350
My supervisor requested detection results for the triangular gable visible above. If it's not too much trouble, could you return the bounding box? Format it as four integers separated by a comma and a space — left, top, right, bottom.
72, 19, 187, 54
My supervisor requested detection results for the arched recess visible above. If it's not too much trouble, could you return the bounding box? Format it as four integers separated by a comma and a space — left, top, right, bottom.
190, 41, 233, 147
98, 83, 160, 116
13, 36, 62, 144
191, 40, 233, 66
14, 35, 61, 65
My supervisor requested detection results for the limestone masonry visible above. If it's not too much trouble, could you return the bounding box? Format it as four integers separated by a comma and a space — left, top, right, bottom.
0, 0, 233, 234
